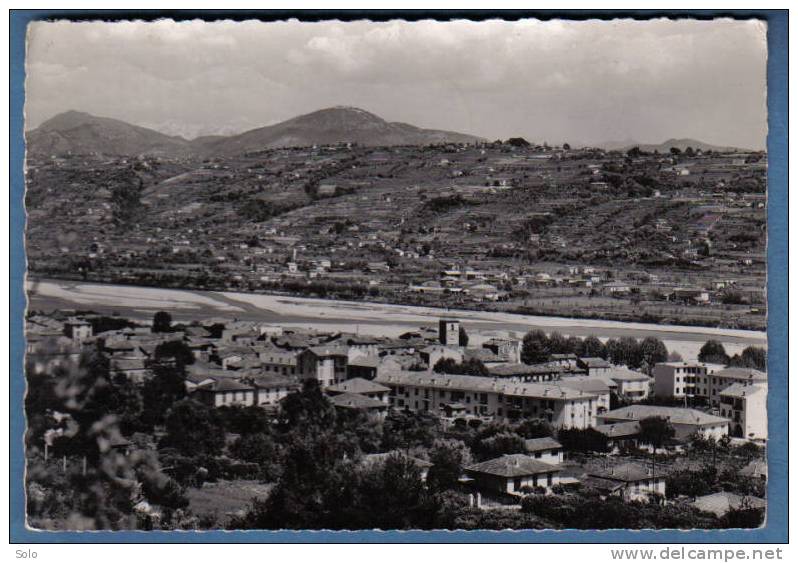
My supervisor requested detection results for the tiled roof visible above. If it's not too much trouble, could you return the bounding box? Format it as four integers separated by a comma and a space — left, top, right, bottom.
691, 492, 766, 517
600, 405, 729, 426
376, 370, 595, 401
329, 392, 387, 410
595, 421, 641, 438
720, 382, 767, 398
589, 462, 665, 482
326, 377, 390, 395
466, 454, 559, 478
524, 437, 563, 452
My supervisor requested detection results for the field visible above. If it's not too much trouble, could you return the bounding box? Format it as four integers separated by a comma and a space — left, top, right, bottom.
185, 480, 274, 526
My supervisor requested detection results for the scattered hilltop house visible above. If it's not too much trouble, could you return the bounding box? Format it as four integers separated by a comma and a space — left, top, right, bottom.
719, 382, 767, 440
297, 345, 349, 388
690, 492, 766, 518
465, 454, 561, 495
602, 281, 632, 296
524, 437, 564, 465
196, 378, 256, 408
584, 463, 666, 502
597, 405, 729, 441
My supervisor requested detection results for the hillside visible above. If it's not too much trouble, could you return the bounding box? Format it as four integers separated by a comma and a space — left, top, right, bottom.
25, 111, 195, 158
26, 107, 484, 158
601, 138, 744, 153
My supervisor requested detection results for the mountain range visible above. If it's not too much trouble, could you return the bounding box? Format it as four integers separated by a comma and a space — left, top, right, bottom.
598, 138, 745, 153
25, 107, 485, 158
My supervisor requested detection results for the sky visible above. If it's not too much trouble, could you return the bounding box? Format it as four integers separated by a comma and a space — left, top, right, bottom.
25, 18, 768, 149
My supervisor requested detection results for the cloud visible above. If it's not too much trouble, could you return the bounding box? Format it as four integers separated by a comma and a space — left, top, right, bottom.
25, 18, 767, 148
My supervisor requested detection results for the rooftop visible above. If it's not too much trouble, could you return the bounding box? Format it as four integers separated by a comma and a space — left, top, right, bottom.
600, 405, 729, 426
466, 454, 560, 478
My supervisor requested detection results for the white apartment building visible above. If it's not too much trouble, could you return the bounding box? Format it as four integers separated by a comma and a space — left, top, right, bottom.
375, 370, 598, 429
719, 382, 767, 440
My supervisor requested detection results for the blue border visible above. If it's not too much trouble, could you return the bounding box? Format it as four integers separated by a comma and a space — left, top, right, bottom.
8, 9, 788, 543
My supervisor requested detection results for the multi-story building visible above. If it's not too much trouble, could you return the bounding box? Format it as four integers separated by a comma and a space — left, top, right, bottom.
654, 362, 766, 407
605, 367, 652, 402
438, 319, 460, 346
597, 405, 729, 441
710, 367, 767, 407
719, 382, 767, 440
653, 361, 711, 401
375, 370, 598, 429
297, 345, 349, 388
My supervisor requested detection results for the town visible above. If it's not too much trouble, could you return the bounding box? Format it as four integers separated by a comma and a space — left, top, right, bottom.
25, 137, 767, 330
24, 308, 768, 530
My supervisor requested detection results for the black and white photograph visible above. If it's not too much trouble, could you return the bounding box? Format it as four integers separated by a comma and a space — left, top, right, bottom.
20, 15, 771, 533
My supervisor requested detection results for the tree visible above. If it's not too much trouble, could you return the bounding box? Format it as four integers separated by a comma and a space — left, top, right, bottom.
161, 399, 226, 457
152, 311, 172, 333
433, 357, 489, 376
140, 362, 187, 429
506, 137, 531, 147
514, 418, 553, 439
381, 410, 440, 451
639, 337, 668, 372
684, 146, 695, 157
670, 147, 682, 156
557, 427, 609, 453
153, 340, 195, 368
638, 416, 675, 450
426, 440, 470, 492
579, 335, 607, 359
24, 347, 181, 530
278, 379, 336, 432
458, 326, 469, 346
471, 423, 527, 460
547, 331, 571, 354
521, 329, 550, 364
738, 347, 767, 371
562, 143, 571, 150
698, 340, 729, 365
